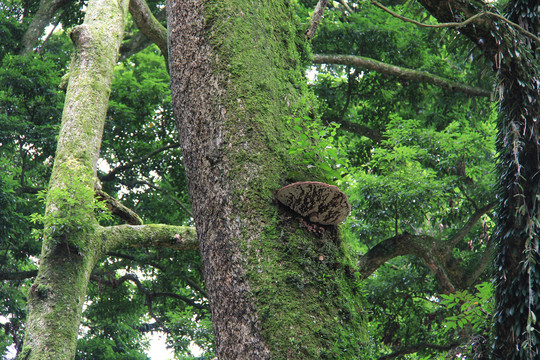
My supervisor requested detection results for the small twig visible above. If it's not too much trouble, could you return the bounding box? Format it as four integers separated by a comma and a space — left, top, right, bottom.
306, 0, 329, 40
371, 0, 540, 48
338, 0, 353, 14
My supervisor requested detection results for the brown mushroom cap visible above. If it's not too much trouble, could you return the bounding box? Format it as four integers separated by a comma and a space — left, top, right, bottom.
275, 181, 351, 225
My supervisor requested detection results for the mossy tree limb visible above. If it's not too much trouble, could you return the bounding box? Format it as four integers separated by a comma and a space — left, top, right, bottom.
313, 54, 492, 98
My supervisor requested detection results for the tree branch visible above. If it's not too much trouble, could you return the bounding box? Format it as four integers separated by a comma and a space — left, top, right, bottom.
313, 54, 492, 98
128, 179, 193, 217
371, 0, 540, 48
100, 224, 198, 252
324, 117, 383, 142
95, 188, 144, 225
377, 341, 461, 360
358, 201, 496, 292
18, 0, 74, 55
0, 270, 38, 281
128, 0, 168, 61
447, 201, 495, 248
99, 142, 180, 182
305, 0, 329, 40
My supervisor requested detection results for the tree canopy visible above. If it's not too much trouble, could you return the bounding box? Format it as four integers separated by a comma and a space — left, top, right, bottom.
0, 0, 538, 359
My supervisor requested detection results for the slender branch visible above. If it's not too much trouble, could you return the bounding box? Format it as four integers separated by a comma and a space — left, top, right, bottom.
0, 270, 38, 281
128, 0, 168, 61
338, 0, 353, 14
152, 292, 208, 310
324, 117, 383, 142
95, 188, 144, 225
306, 0, 329, 40
105, 251, 208, 297
462, 235, 496, 288
106, 251, 165, 271
447, 201, 495, 248
377, 341, 461, 360
313, 54, 492, 98
371, 0, 540, 48
113, 273, 171, 333
99, 142, 180, 182
129, 180, 193, 217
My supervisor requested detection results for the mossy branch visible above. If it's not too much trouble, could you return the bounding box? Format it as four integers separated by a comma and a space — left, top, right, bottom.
100, 224, 198, 252
95, 188, 144, 225
313, 54, 492, 98
129, 0, 168, 61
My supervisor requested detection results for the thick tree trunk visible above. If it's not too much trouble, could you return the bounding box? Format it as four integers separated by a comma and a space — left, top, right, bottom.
167, 0, 365, 359
20, 1, 129, 358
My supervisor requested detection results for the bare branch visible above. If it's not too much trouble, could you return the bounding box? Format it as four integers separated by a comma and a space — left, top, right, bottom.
313, 54, 492, 98
448, 201, 495, 248
99, 142, 180, 182
305, 0, 329, 40
371, 0, 540, 48
130, 180, 193, 217
329, 118, 382, 142
338, 0, 353, 14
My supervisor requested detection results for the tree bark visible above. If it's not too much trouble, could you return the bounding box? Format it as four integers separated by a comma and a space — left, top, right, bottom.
20, 1, 130, 358
167, 0, 365, 358
18, 0, 74, 55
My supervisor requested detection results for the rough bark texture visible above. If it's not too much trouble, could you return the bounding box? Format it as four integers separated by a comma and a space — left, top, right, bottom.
20, 1, 129, 358
167, 0, 365, 358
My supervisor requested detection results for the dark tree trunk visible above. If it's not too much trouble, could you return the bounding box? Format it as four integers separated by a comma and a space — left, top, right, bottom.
417, 0, 540, 358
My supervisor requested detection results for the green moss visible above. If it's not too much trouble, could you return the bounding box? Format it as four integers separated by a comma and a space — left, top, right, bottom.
200, 0, 367, 357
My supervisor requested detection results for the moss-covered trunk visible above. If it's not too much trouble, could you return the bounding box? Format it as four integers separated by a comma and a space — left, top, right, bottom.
20, 1, 129, 358
167, 1, 365, 358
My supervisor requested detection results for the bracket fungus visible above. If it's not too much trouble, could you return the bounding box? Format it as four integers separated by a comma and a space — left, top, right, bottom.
275, 181, 351, 225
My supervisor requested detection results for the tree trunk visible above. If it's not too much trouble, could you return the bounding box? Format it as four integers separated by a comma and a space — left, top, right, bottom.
167, 0, 365, 359
20, 1, 129, 358
417, 0, 540, 358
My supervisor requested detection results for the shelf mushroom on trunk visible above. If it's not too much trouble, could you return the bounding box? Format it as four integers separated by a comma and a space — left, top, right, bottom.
276, 181, 351, 226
